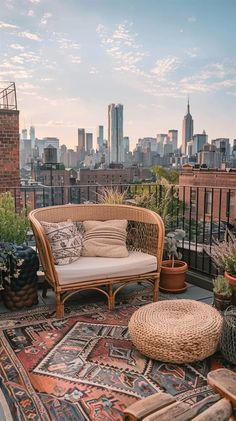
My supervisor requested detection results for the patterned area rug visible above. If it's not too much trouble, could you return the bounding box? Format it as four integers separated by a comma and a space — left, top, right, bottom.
0, 297, 235, 420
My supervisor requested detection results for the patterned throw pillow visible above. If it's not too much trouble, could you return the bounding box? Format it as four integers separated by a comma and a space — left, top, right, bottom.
82, 219, 129, 258
41, 220, 82, 265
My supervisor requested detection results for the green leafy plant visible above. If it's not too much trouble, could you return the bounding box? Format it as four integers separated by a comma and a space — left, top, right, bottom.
212, 275, 232, 297
0, 192, 29, 244
152, 166, 179, 184
205, 229, 236, 276
0, 242, 24, 289
164, 229, 186, 267
134, 180, 178, 226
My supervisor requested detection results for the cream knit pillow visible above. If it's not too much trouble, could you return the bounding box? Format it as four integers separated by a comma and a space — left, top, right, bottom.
41, 220, 82, 265
82, 219, 129, 257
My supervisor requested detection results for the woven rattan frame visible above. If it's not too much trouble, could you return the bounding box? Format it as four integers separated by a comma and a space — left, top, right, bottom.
220, 306, 236, 364
29, 204, 164, 318
128, 299, 223, 363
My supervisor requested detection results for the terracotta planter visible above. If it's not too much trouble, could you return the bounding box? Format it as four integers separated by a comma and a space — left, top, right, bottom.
213, 292, 232, 311
224, 271, 236, 306
160, 260, 188, 293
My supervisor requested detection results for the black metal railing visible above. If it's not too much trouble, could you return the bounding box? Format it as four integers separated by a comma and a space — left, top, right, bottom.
3, 183, 236, 280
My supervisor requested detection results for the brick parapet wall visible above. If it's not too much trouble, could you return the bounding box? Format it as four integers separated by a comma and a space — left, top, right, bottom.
0, 109, 20, 191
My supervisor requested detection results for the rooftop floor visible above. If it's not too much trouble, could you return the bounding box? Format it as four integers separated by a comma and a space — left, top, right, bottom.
0, 281, 214, 315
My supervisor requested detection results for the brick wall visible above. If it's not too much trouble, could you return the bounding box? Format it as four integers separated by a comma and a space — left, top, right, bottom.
0, 109, 20, 191
179, 167, 236, 223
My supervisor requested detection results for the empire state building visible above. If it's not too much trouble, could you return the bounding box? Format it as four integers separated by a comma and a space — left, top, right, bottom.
182, 99, 193, 155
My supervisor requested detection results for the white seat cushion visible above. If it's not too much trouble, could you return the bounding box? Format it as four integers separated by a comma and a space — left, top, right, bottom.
56, 251, 157, 285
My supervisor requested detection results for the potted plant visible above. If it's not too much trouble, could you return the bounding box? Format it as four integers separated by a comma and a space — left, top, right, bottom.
206, 230, 236, 305
160, 229, 188, 293
0, 192, 39, 310
212, 275, 232, 311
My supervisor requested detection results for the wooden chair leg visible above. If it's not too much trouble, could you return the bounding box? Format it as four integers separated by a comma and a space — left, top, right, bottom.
42, 279, 48, 298
108, 284, 114, 310
153, 276, 159, 302
56, 294, 64, 318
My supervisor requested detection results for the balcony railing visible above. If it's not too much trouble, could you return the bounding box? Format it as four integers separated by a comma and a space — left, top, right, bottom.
3, 183, 236, 280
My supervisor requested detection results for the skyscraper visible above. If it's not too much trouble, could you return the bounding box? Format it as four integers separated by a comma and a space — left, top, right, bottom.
21, 128, 27, 140
86, 133, 93, 153
168, 129, 178, 152
108, 104, 123, 164
182, 99, 193, 155
77, 128, 85, 161
156, 134, 167, 157
97, 125, 104, 151
192, 131, 208, 154
29, 126, 35, 149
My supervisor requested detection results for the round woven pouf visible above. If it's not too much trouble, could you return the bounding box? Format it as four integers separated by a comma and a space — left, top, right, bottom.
128, 299, 223, 363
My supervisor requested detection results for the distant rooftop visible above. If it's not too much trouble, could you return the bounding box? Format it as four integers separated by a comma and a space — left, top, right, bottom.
0, 81, 17, 110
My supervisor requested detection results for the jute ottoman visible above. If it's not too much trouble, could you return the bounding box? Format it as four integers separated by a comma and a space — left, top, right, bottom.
128, 299, 223, 363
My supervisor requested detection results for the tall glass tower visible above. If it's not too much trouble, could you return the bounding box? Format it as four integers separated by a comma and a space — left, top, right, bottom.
108, 104, 123, 164
182, 99, 193, 155
97, 125, 104, 151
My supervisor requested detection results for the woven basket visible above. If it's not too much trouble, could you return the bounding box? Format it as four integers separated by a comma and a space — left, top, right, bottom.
220, 306, 236, 364
128, 299, 223, 363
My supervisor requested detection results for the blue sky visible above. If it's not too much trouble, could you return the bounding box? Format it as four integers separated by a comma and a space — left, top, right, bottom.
0, 0, 236, 149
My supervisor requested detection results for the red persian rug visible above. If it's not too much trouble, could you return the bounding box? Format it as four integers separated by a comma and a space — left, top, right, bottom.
0, 301, 235, 420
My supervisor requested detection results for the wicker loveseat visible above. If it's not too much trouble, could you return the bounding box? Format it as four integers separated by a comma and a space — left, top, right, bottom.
29, 204, 164, 318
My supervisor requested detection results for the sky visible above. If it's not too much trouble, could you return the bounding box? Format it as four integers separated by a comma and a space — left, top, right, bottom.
0, 0, 236, 150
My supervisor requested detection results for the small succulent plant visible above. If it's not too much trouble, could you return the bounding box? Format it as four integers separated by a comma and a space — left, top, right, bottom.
165, 229, 186, 267
212, 275, 232, 297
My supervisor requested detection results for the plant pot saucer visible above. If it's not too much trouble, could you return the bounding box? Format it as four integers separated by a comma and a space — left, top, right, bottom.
159, 282, 188, 294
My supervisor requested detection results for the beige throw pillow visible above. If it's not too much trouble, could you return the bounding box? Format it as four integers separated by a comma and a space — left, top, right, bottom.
41, 220, 82, 265
82, 219, 129, 257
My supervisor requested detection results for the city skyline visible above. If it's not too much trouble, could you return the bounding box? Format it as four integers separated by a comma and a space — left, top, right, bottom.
0, 0, 236, 148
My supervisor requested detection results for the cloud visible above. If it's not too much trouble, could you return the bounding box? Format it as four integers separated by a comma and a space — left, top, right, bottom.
10, 43, 24, 50
11, 56, 25, 64
89, 67, 99, 75
40, 77, 54, 81
70, 55, 81, 64
97, 22, 147, 76
20, 51, 40, 63
57, 37, 80, 50
0, 21, 18, 29
17, 82, 39, 90
29, 0, 40, 3
151, 56, 180, 78
188, 16, 197, 23
0, 69, 33, 79
44, 120, 77, 128
27, 9, 34, 17
185, 47, 198, 58
179, 62, 236, 93
40, 12, 52, 25
4, 0, 14, 10
18, 31, 41, 41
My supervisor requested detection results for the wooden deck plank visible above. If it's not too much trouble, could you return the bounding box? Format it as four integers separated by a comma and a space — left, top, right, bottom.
123, 392, 175, 421
207, 369, 236, 407
193, 398, 232, 421
142, 401, 189, 421
174, 394, 221, 421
